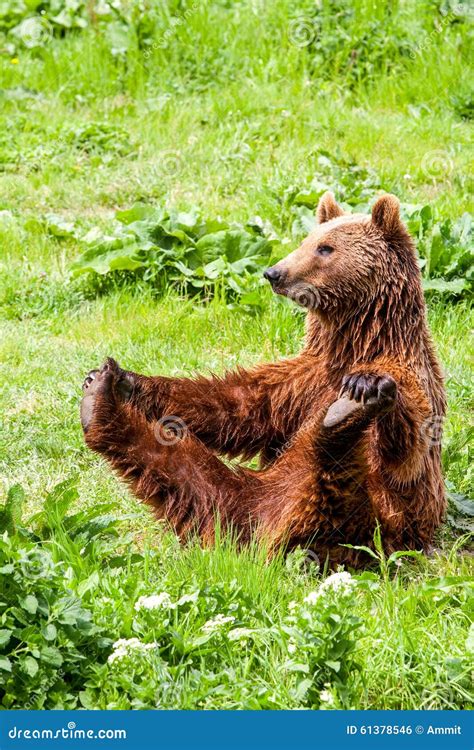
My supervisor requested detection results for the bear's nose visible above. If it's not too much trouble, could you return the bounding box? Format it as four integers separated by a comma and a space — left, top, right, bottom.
263, 266, 283, 285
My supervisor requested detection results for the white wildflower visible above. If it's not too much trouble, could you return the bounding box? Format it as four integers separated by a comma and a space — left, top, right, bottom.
108, 638, 158, 664
228, 627, 255, 645
304, 572, 355, 605
303, 590, 321, 605
319, 685, 335, 705
134, 592, 173, 611
288, 641, 297, 654
320, 571, 355, 594
202, 614, 236, 633
175, 591, 199, 606
288, 600, 298, 612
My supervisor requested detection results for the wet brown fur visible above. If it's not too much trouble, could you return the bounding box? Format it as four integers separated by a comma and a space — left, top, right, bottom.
82, 193, 446, 567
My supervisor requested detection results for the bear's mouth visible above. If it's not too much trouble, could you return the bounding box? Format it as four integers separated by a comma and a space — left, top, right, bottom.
279, 283, 322, 311
263, 268, 322, 312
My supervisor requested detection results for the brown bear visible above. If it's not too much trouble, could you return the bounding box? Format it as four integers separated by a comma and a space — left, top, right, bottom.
80, 192, 446, 567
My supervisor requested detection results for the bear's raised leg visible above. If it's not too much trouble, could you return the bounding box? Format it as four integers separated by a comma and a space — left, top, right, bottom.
81, 359, 259, 541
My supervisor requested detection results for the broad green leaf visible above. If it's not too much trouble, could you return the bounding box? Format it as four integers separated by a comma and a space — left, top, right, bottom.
20, 594, 38, 614
105, 21, 131, 57
293, 678, 313, 701
42, 623, 57, 641
54, 596, 86, 626
419, 204, 433, 230
71, 243, 146, 276
291, 206, 318, 237
422, 278, 467, 294
0, 656, 12, 672
22, 656, 39, 678
387, 550, 423, 566
0, 629, 12, 647
40, 646, 63, 668
79, 691, 96, 709
466, 624, 474, 654
195, 230, 270, 265
292, 189, 322, 208
200, 258, 227, 279
116, 204, 165, 225
240, 290, 262, 306
44, 213, 77, 239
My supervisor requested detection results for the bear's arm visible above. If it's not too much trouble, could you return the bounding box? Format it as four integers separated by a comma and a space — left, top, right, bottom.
348, 360, 443, 484
126, 353, 321, 460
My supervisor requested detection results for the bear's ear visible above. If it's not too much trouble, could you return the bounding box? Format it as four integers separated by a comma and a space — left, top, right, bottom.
371, 194, 401, 236
316, 191, 344, 224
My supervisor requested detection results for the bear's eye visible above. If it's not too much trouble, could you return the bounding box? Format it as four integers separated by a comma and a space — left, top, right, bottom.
317, 245, 334, 257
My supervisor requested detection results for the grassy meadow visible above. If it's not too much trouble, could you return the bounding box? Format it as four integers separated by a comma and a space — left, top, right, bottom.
0, 0, 472, 710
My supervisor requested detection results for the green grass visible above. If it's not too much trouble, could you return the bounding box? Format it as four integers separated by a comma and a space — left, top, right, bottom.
0, 0, 472, 710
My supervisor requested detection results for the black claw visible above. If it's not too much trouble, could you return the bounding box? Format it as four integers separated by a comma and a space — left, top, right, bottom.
347, 375, 359, 400
339, 372, 397, 405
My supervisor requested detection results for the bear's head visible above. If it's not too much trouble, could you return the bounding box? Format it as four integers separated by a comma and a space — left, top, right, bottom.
264, 192, 421, 317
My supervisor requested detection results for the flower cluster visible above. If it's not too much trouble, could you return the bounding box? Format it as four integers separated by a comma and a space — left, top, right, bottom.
227, 627, 255, 646
304, 572, 356, 605
108, 638, 158, 664
134, 590, 199, 612
134, 592, 173, 611
202, 614, 236, 633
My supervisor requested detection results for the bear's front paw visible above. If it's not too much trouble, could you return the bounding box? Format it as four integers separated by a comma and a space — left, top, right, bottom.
338, 372, 397, 405
323, 373, 397, 429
